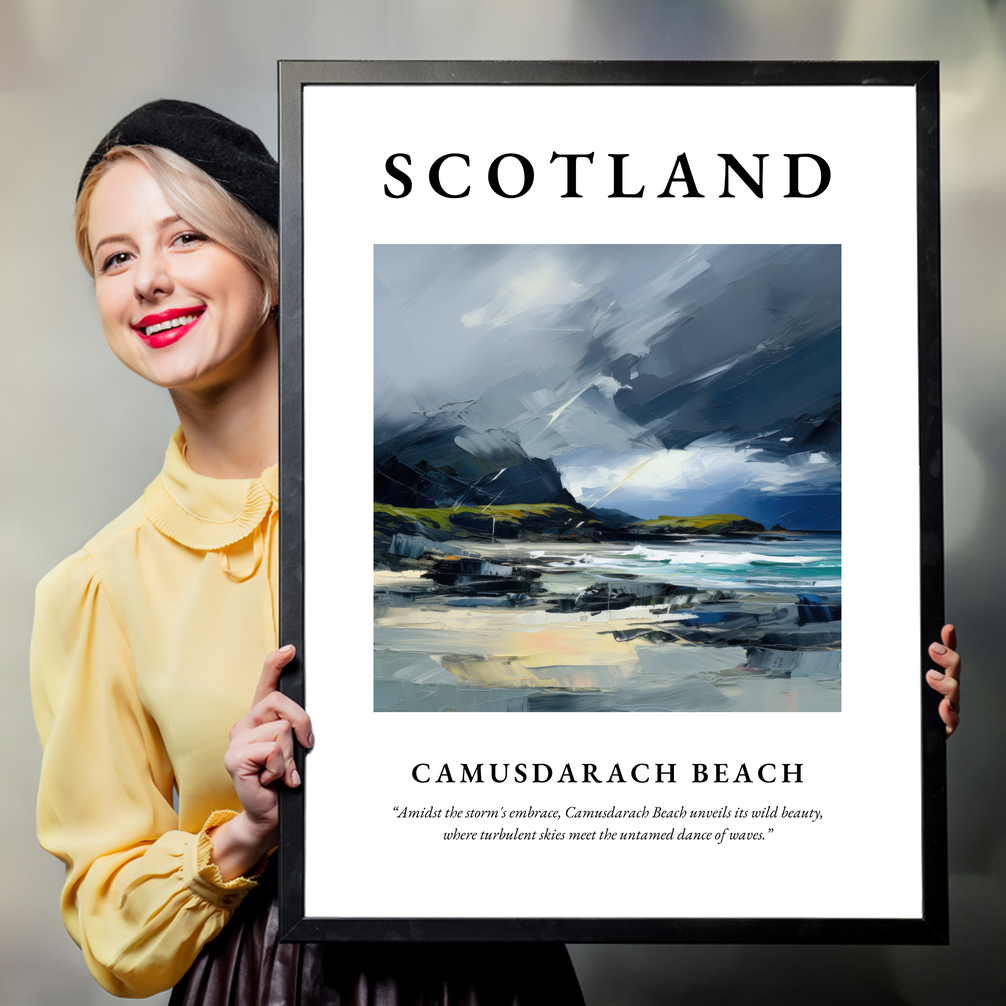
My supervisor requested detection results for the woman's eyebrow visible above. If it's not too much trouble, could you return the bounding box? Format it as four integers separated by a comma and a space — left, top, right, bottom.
92, 216, 185, 257
91, 232, 133, 256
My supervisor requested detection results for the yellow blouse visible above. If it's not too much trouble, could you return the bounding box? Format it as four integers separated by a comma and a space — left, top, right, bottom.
31, 428, 279, 998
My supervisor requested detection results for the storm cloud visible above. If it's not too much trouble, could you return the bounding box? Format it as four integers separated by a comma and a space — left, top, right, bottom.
374, 244, 840, 527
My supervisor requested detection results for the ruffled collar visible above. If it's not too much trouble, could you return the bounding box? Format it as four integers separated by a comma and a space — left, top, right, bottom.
143, 428, 278, 551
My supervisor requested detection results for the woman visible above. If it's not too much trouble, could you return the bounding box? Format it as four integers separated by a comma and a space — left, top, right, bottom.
31, 100, 586, 1003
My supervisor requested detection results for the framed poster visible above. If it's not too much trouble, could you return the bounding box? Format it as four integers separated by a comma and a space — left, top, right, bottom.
277, 61, 946, 943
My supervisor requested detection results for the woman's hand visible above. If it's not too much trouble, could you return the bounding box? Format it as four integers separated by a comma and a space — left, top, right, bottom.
926, 624, 961, 738
209, 645, 314, 881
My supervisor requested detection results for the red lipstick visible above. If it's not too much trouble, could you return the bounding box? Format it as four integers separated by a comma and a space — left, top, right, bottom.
132, 306, 206, 349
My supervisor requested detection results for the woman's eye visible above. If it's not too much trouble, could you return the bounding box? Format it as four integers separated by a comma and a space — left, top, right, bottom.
173, 231, 208, 248
101, 251, 132, 273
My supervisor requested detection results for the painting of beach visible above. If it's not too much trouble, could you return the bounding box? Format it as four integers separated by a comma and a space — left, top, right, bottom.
373, 244, 841, 712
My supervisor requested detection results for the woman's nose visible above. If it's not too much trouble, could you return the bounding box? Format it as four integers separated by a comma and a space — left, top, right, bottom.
133, 249, 173, 302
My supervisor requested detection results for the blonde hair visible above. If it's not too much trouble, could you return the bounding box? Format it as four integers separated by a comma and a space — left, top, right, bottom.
75, 145, 278, 322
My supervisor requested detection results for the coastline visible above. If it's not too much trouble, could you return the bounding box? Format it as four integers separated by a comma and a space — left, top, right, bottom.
374, 538, 842, 713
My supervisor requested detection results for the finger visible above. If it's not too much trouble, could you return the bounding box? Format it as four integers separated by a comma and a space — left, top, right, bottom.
224, 739, 287, 786
926, 670, 961, 738
252, 645, 296, 707
928, 641, 961, 681
245, 690, 314, 749
939, 697, 960, 737
230, 697, 313, 752
258, 742, 287, 787
941, 624, 957, 652
236, 719, 301, 788
926, 669, 960, 705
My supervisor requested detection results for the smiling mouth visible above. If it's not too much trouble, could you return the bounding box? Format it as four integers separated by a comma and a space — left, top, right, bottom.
142, 313, 199, 337
134, 306, 206, 338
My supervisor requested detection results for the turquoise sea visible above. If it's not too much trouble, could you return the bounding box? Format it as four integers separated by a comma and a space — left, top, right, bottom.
376, 533, 842, 713
531, 533, 842, 594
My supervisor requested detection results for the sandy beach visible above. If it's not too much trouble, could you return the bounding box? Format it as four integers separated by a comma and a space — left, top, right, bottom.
374, 540, 841, 712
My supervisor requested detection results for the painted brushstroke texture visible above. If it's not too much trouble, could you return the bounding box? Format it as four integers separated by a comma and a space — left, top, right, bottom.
375, 244, 840, 527
374, 245, 840, 712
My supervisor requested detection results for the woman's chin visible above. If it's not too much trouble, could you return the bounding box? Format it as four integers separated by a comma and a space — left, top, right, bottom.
109, 322, 273, 395
122, 353, 220, 392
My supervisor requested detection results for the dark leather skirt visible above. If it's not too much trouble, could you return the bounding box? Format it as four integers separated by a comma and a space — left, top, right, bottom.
169, 869, 585, 1006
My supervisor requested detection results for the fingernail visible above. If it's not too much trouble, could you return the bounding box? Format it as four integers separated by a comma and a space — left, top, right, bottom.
307, 732, 315, 748
931, 643, 947, 655
928, 670, 944, 679
280, 644, 295, 654
291, 768, 301, 787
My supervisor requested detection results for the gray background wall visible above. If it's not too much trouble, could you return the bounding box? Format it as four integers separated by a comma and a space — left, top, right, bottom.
1, 2, 1002, 1003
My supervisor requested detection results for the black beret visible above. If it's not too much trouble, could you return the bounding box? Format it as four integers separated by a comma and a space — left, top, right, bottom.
78, 99, 278, 228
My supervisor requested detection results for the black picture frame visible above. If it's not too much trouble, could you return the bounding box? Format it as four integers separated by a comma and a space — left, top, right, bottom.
277, 60, 945, 944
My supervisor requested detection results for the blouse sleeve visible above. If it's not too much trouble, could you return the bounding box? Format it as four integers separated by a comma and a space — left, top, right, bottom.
31, 549, 262, 998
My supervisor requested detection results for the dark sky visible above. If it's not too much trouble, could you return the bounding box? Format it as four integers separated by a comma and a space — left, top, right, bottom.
375, 244, 840, 521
